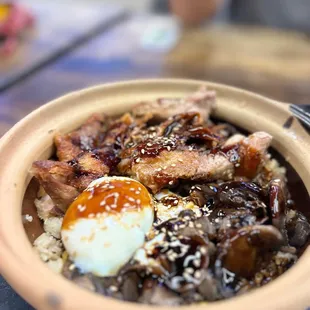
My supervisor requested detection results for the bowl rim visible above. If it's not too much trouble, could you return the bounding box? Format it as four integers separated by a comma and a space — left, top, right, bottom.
0, 78, 310, 310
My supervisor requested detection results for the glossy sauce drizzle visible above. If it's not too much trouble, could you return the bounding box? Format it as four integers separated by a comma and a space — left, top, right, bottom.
62, 177, 152, 230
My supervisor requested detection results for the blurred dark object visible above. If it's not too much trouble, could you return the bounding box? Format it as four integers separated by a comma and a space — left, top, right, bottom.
153, 0, 310, 33
230, 0, 310, 33
0, 2, 35, 56
0, 277, 33, 310
151, 0, 170, 14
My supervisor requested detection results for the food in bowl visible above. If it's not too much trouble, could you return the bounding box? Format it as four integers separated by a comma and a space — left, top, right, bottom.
30, 86, 310, 305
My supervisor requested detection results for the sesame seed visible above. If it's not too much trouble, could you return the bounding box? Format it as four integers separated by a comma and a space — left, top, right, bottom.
135, 191, 141, 195
109, 285, 118, 292
24, 214, 33, 222
106, 206, 111, 211
69, 264, 75, 271
168, 255, 176, 262
178, 159, 184, 162
100, 201, 106, 206
147, 143, 152, 147
108, 185, 115, 189
169, 181, 174, 185
128, 197, 135, 202
136, 158, 141, 163
167, 249, 174, 255
167, 146, 171, 151
193, 259, 200, 267
186, 267, 194, 274
88, 213, 95, 218
171, 163, 176, 167
195, 223, 202, 228
77, 204, 86, 212
200, 247, 207, 255
137, 199, 141, 204
141, 149, 145, 154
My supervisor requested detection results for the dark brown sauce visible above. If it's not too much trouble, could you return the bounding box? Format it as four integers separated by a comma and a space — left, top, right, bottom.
136, 137, 177, 159
159, 195, 180, 208
186, 126, 220, 143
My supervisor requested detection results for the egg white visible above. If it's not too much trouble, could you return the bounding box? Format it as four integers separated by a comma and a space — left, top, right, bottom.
61, 177, 154, 277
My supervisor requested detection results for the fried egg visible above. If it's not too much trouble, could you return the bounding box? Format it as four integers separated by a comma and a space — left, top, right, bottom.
61, 176, 154, 277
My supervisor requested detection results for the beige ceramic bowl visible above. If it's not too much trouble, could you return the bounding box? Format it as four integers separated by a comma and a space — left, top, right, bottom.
0, 79, 310, 310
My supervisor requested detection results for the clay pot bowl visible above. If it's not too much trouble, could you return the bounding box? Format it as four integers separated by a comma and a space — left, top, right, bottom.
0, 79, 309, 310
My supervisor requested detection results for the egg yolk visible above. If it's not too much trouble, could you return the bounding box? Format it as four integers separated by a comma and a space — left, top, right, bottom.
62, 177, 152, 230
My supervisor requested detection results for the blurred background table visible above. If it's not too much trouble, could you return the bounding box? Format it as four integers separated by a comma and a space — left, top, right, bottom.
1, 11, 310, 310
1, 14, 310, 137
0, 0, 128, 91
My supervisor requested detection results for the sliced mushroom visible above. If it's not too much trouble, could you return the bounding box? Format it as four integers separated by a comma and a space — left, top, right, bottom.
190, 182, 269, 226
286, 210, 310, 247
217, 225, 284, 278
121, 272, 141, 302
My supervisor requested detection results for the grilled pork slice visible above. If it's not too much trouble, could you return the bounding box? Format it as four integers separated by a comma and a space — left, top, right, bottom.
119, 148, 233, 193
118, 132, 272, 193
54, 114, 106, 162
31, 161, 80, 212
132, 86, 216, 122
31, 159, 107, 212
